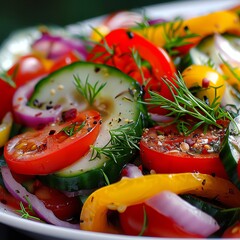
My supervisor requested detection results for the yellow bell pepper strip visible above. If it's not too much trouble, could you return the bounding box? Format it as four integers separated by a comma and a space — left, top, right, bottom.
0, 112, 13, 147
80, 173, 240, 233
132, 10, 240, 48
220, 63, 240, 89
181, 64, 226, 107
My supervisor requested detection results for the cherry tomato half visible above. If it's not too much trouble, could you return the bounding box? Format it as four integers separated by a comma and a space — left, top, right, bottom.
119, 202, 201, 238
222, 221, 240, 238
4, 110, 101, 175
32, 180, 81, 221
0, 184, 21, 209
140, 124, 228, 178
87, 29, 176, 115
0, 54, 52, 120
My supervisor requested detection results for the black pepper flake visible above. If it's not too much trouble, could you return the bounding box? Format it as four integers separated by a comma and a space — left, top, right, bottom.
87, 127, 92, 132
0, 199, 7, 204
15, 190, 20, 193
91, 196, 94, 202
202, 179, 206, 186
80, 219, 84, 223
184, 25, 189, 31
49, 130, 56, 135
95, 67, 101, 73
46, 105, 53, 110
126, 31, 134, 39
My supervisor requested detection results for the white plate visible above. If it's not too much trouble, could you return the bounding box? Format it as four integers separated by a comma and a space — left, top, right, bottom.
0, 0, 239, 239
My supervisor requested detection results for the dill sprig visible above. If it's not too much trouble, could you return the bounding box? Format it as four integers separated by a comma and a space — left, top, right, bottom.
138, 206, 148, 236
74, 74, 107, 106
163, 17, 199, 56
145, 73, 233, 135
15, 196, 41, 221
90, 122, 140, 163
61, 121, 86, 137
0, 70, 16, 87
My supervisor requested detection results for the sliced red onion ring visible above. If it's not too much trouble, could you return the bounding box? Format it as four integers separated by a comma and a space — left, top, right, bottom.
121, 163, 143, 178
214, 34, 240, 65
149, 113, 174, 123
1, 166, 79, 229
32, 32, 87, 60
145, 190, 220, 237
102, 11, 144, 30
13, 77, 62, 128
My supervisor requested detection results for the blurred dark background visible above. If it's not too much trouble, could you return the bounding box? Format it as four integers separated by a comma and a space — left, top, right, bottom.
0, 0, 181, 44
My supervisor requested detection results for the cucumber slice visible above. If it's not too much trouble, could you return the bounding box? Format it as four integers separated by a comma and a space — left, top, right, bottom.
182, 194, 240, 235
29, 61, 147, 191
219, 116, 240, 189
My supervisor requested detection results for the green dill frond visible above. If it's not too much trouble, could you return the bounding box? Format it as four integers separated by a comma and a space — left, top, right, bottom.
90, 122, 140, 162
144, 73, 234, 135
0, 70, 16, 87
163, 17, 199, 56
15, 196, 41, 221
61, 121, 86, 137
74, 74, 107, 105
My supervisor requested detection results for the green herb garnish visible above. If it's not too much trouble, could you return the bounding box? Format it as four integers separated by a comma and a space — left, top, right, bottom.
74, 74, 107, 106
163, 17, 199, 56
15, 196, 40, 221
61, 121, 86, 137
145, 73, 233, 135
90, 122, 140, 163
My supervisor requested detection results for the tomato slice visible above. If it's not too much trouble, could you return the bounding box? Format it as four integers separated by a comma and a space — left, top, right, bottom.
0, 54, 52, 121
49, 51, 81, 72
87, 29, 176, 115
119, 202, 201, 238
222, 221, 240, 238
140, 124, 228, 178
0, 184, 21, 209
4, 109, 101, 175
32, 180, 81, 221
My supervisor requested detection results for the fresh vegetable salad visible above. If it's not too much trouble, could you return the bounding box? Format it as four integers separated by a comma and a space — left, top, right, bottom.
1, 2, 240, 239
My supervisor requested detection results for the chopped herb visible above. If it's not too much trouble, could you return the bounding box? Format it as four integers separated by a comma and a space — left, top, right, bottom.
15, 196, 40, 221
74, 74, 107, 106
145, 72, 234, 135
138, 206, 148, 236
90, 122, 140, 163
100, 169, 110, 185
61, 121, 86, 137
163, 17, 199, 56
0, 71, 16, 87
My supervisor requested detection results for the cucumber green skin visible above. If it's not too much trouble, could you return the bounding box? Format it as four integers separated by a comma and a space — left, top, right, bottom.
39, 113, 145, 191
219, 130, 240, 189
32, 61, 148, 191
182, 194, 240, 236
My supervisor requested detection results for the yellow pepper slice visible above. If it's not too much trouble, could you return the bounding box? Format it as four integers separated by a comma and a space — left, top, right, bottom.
133, 10, 240, 47
0, 112, 13, 147
80, 173, 240, 233
182, 65, 226, 106
220, 63, 240, 88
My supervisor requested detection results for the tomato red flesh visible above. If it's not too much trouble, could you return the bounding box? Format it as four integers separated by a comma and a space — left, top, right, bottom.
87, 29, 176, 115
140, 124, 228, 178
33, 181, 81, 221
222, 221, 240, 238
4, 110, 101, 175
119, 203, 202, 238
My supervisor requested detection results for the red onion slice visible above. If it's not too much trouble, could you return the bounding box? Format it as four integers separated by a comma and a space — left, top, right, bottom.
1, 166, 79, 229
13, 77, 62, 128
121, 163, 143, 178
32, 33, 87, 60
145, 190, 220, 237
214, 34, 240, 65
